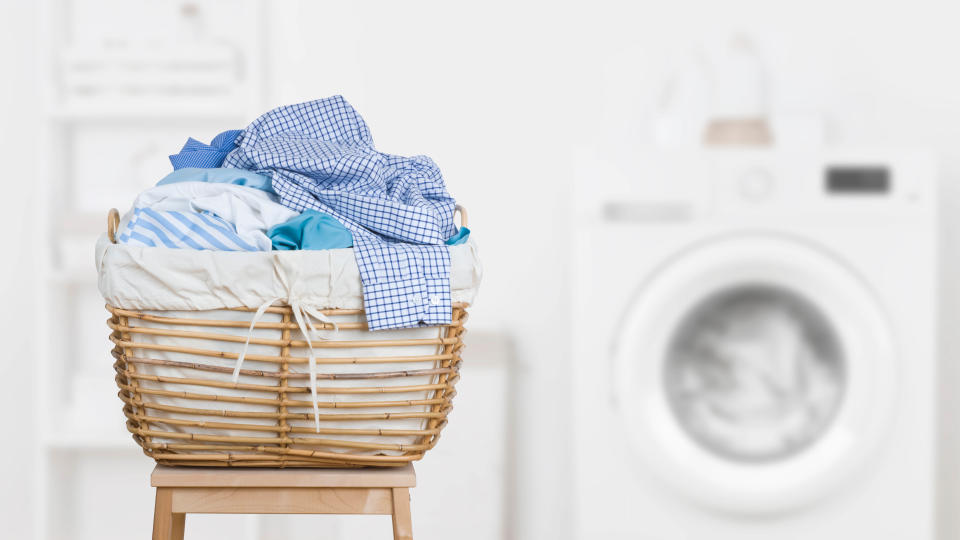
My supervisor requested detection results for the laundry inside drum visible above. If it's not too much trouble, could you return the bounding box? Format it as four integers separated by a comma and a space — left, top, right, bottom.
663, 284, 846, 462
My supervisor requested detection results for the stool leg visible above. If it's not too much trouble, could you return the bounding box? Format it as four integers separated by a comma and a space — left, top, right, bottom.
171, 512, 186, 540
152, 488, 185, 540
391, 487, 413, 540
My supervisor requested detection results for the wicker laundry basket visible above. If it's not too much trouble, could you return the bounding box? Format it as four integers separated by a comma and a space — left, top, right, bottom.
104, 208, 471, 468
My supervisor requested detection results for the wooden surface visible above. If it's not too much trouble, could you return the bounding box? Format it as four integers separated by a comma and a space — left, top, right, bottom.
391, 487, 413, 540
152, 488, 185, 540
151, 463, 416, 488
170, 487, 395, 515
151, 465, 416, 539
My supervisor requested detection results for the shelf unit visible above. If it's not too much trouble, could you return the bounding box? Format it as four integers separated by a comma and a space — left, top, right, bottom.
34, 2, 267, 539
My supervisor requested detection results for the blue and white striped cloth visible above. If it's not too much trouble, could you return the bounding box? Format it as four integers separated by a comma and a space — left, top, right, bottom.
223, 96, 459, 330
118, 207, 261, 251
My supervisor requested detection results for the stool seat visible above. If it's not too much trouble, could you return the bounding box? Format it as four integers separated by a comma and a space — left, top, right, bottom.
150, 465, 416, 540
152, 464, 417, 488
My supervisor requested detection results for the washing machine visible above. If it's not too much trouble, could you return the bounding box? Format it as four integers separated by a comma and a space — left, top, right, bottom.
570, 149, 937, 539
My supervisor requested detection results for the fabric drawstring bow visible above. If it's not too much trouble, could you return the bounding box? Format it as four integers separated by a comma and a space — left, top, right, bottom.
232, 297, 339, 433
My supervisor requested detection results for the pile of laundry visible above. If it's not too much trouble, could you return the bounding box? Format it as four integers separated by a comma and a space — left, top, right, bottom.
115, 96, 470, 330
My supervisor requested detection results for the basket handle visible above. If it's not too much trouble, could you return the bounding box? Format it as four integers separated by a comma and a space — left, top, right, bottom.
455, 205, 468, 229
107, 208, 120, 244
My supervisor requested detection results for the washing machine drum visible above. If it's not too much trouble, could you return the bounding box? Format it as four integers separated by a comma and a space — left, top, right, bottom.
614, 234, 896, 514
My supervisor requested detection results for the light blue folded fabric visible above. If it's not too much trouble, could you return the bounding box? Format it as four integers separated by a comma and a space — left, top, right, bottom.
269, 210, 354, 251
156, 167, 274, 193
445, 227, 470, 245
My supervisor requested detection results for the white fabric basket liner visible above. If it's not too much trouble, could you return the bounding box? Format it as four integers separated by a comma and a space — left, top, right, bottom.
96, 233, 482, 311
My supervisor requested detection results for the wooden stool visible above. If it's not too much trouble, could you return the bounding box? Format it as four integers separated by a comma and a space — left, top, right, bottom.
151, 464, 416, 540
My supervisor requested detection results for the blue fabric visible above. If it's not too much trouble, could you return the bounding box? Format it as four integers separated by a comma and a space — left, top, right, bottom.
223, 96, 457, 330
156, 167, 274, 192
445, 226, 470, 245
169, 129, 243, 170
118, 207, 262, 251
269, 210, 354, 251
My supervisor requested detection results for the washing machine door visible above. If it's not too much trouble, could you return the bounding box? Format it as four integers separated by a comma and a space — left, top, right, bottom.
614, 234, 896, 514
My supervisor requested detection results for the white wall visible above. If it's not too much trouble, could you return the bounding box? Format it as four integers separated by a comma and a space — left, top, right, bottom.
0, 2, 40, 539
4, 1, 960, 539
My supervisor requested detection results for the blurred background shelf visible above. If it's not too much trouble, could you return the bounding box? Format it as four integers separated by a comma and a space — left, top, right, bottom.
32, 1, 272, 539
46, 105, 251, 122
48, 269, 97, 285
43, 430, 135, 451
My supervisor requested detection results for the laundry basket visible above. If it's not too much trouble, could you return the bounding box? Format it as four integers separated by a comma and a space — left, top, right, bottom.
101, 207, 478, 467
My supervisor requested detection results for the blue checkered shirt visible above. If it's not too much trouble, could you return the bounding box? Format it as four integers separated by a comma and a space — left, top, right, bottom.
223, 97, 457, 330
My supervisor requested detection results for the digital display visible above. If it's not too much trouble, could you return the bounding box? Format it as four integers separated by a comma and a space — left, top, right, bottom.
826, 166, 890, 194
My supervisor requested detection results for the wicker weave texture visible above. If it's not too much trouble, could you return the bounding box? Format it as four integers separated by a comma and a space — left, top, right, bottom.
108, 303, 467, 467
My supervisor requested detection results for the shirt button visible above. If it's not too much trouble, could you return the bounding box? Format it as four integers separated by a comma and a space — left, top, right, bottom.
409, 294, 423, 306
429, 295, 441, 306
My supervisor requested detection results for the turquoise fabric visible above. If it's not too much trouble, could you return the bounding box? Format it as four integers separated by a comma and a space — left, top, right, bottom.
445, 226, 470, 245
269, 210, 354, 250
157, 167, 274, 193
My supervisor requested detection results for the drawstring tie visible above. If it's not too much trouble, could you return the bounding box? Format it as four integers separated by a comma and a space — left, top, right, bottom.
232, 297, 339, 432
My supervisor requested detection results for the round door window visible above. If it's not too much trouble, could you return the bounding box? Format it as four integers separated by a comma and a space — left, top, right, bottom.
664, 284, 846, 462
